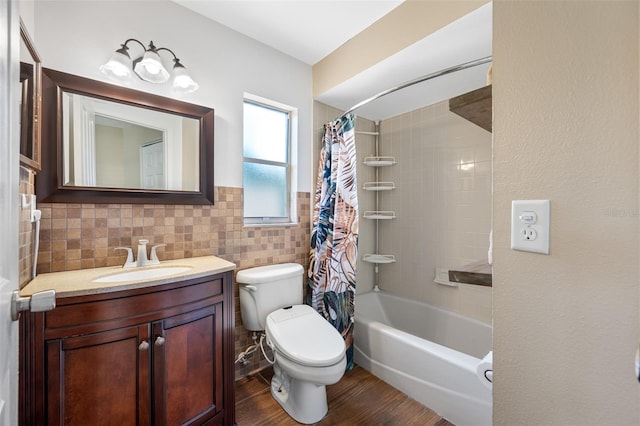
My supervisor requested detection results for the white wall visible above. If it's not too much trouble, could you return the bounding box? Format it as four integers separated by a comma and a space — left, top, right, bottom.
493, 1, 639, 424
18, 0, 34, 36
32, 0, 312, 191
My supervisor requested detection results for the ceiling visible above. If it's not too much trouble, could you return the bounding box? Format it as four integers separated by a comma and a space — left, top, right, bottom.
172, 0, 403, 65
172, 0, 492, 121
317, 3, 492, 120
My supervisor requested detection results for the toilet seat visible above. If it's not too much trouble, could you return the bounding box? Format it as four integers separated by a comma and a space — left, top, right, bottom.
266, 305, 345, 367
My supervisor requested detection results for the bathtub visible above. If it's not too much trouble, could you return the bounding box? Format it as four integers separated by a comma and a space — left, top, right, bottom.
354, 291, 492, 426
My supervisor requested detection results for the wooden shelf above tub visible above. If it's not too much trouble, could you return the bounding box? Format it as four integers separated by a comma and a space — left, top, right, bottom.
448, 270, 492, 287
449, 85, 492, 133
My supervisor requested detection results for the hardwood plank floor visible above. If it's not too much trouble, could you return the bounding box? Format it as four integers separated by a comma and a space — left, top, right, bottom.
235, 365, 455, 426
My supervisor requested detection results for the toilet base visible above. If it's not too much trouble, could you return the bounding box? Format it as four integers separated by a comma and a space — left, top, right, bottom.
270, 364, 328, 424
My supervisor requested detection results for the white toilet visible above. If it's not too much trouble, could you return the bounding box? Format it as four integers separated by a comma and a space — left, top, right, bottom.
237, 263, 346, 424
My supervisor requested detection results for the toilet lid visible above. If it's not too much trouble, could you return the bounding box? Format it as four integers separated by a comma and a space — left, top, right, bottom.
266, 305, 346, 367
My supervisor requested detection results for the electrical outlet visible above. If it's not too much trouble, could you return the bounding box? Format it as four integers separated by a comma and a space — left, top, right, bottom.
521, 228, 537, 240
511, 200, 550, 254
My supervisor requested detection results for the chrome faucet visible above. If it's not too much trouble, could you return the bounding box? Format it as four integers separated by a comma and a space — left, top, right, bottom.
115, 239, 167, 268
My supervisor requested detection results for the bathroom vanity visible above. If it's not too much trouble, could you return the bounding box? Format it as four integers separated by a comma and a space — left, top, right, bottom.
19, 256, 236, 426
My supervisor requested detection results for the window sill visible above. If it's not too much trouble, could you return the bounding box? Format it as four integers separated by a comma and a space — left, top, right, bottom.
243, 222, 300, 229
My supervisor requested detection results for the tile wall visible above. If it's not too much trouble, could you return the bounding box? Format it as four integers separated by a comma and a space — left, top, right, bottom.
377, 99, 493, 324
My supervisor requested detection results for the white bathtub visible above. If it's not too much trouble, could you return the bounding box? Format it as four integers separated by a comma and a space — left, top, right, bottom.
354, 291, 492, 426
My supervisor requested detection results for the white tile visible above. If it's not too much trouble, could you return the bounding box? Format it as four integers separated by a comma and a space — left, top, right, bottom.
361, 96, 492, 321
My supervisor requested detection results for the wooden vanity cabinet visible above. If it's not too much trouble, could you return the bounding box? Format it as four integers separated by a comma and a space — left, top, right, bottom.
20, 271, 235, 426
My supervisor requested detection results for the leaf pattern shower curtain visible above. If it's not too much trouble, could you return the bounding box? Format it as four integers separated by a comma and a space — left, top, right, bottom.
307, 113, 359, 371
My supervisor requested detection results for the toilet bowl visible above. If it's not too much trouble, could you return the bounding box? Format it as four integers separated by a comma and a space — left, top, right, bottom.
236, 264, 347, 424
266, 305, 346, 424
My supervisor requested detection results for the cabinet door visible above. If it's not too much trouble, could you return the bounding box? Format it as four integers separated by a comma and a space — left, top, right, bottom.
153, 303, 223, 426
46, 325, 152, 426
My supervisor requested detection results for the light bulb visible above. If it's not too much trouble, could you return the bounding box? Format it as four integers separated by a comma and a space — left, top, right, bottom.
172, 63, 199, 94
99, 49, 132, 81
145, 63, 160, 75
134, 50, 170, 83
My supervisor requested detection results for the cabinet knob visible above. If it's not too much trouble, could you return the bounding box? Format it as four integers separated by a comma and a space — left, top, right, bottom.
138, 340, 150, 351
155, 336, 166, 346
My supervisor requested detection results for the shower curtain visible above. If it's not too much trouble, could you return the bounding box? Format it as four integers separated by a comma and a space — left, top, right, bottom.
307, 113, 359, 371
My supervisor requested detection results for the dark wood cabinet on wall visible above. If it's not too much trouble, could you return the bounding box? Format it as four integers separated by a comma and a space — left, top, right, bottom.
20, 271, 235, 426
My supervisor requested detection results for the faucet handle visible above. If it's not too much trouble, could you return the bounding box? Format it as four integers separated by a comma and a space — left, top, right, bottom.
150, 244, 167, 264
115, 247, 136, 268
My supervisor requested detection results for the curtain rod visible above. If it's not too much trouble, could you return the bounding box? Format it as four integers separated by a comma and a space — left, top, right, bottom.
342, 56, 492, 117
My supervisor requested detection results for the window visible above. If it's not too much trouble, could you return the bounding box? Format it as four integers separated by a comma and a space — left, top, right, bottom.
243, 97, 296, 224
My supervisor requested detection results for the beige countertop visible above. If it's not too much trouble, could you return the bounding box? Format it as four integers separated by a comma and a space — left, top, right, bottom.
21, 255, 236, 298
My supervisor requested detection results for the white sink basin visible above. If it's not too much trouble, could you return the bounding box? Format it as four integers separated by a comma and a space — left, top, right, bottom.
93, 266, 193, 283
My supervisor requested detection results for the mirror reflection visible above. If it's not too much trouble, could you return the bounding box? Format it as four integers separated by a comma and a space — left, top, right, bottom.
62, 93, 200, 191
19, 20, 41, 170
19, 61, 35, 159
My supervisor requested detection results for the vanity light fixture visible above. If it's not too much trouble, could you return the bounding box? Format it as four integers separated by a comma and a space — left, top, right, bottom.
99, 38, 199, 94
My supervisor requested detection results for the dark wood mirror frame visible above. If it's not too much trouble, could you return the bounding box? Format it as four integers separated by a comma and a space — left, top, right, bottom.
20, 20, 42, 171
38, 68, 214, 205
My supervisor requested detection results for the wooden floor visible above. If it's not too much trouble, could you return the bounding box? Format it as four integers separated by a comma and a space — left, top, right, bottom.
235, 365, 454, 426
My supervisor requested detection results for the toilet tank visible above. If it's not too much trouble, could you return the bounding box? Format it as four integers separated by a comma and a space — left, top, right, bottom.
236, 263, 304, 331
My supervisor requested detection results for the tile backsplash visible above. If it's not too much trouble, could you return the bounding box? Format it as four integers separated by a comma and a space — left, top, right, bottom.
35, 188, 307, 273
19, 167, 36, 287
18, 171, 311, 379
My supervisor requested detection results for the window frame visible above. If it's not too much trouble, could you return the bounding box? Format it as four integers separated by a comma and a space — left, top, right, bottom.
242, 96, 296, 225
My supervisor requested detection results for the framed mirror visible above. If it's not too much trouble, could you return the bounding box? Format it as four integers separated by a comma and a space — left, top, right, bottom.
19, 19, 41, 171
38, 68, 214, 205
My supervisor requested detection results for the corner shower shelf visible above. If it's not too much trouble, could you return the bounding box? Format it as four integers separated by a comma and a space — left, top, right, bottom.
363, 211, 396, 220
363, 156, 397, 167
363, 254, 396, 264
363, 182, 396, 191
359, 123, 397, 285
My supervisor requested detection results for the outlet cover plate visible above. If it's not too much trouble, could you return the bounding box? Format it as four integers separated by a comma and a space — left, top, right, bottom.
511, 200, 550, 254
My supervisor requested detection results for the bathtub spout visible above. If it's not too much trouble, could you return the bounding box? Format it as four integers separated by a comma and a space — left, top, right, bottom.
372, 285, 380, 292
